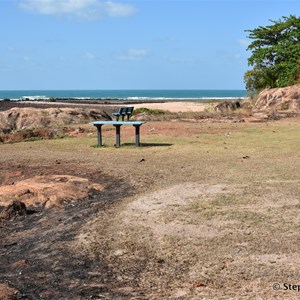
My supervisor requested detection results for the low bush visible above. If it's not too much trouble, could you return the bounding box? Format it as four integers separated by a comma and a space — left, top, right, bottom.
134, 107, 165, 115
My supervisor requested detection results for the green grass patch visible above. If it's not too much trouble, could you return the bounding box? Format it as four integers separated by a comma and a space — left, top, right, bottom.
134, 107, 166, 115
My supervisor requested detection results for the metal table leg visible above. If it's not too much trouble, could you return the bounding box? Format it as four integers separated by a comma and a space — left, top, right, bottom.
95, 124, 103, 146
114, 124, 122, 147
134, 124, 141, 146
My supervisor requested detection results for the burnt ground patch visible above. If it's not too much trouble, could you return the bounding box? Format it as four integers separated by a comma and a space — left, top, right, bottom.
0, 163, 142, 299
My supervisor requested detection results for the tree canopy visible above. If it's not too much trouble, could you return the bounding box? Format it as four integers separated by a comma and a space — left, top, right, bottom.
244, 15, 300, 94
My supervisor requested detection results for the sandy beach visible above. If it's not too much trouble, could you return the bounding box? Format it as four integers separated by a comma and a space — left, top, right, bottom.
0, 100, 211, 113
125, 101, 209, 112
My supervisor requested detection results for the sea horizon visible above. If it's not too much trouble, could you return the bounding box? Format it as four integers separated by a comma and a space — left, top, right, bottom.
0, 89, 247, 101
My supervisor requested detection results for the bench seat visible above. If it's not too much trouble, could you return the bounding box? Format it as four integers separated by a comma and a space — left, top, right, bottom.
112, 106, 134, 121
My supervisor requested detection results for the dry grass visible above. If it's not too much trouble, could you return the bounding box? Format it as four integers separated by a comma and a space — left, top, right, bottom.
1, 117, 300, 299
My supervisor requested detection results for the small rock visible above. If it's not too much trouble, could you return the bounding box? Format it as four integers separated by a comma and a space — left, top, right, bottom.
113, 249, 126, 256
0, 283, 19, 300
0, 201, 29, 221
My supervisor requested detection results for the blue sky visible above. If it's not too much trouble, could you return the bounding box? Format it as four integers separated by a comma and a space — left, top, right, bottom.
0, 0, 299, 90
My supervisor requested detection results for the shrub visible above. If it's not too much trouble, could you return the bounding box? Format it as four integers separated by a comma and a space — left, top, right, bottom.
134, 107, 165, 115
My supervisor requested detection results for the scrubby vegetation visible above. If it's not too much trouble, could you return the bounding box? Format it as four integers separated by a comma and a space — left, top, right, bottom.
133, 107, 166, 115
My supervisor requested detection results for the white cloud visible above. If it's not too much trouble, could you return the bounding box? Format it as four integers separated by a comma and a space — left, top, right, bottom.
0, 63, 15, 73
18, 0, 137, 19
215, 49, 245, 63
164, 55, 194, 65
7, 46, 16, 52
116, 48, 149, 61
154, 36, 177, 43
83, 52, 96, 60
23, 55, 31, 61
105, 1, 137, 17
238, 39, 250, 47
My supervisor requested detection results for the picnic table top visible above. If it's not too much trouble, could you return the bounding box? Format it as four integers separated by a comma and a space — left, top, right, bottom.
90, 121, 145, 126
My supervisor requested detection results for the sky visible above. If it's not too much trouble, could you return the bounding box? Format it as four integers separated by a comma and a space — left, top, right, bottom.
0, 0, 299, 90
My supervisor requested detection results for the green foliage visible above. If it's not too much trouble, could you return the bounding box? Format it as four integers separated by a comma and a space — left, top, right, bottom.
42, 110, 50, 116
134, 107, 165, 115
25, 136, 43, 142
244, 15, 300, 93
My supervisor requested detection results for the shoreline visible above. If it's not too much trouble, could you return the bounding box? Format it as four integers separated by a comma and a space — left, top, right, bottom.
0, 96, 247, 103
0, 89, 247, 101
0, 98, 245, 113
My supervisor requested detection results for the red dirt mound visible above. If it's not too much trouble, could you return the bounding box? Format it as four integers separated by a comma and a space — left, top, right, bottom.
0, 175, 104, 208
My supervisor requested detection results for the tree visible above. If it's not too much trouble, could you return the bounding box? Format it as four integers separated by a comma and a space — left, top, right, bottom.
244, 15, 300, 94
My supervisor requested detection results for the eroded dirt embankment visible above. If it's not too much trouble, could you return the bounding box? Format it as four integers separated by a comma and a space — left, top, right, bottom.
0, 103, 116, 143
0, 106, 113, 134
254, 84, 300, 112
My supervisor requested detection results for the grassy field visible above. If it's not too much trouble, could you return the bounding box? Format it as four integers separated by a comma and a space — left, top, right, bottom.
1, 117, 300, 299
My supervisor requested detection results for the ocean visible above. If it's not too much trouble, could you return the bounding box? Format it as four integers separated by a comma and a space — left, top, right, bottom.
0, 89, 247, 101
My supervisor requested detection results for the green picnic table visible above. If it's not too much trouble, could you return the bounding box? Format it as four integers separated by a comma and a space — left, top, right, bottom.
90, 121, 145, 147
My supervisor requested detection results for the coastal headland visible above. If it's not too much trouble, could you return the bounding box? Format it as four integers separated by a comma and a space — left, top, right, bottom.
0, 86, 300, 299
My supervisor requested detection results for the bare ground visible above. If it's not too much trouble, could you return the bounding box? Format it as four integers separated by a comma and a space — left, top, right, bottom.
0, 163, 136, 299
0, 102, 300, 299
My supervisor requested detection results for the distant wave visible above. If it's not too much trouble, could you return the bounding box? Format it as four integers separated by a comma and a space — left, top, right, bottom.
0, 89, 248, 101
0, 96, 248, 102
21, 95, 48, 100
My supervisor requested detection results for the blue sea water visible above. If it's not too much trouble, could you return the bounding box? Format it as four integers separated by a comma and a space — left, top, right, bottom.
0, 89, 247, 101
